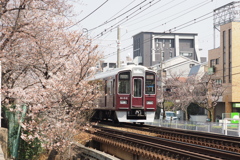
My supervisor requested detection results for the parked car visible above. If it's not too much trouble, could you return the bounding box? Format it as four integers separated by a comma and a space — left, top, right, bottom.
160, 111, 178, 121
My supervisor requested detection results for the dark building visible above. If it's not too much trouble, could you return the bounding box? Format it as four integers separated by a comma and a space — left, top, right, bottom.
133, 32, 201, 67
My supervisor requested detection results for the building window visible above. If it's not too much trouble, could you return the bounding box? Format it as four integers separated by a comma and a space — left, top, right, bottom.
180, 52, 192, 57
223, 67, 226, 83
229, 29, 232, 84
210, 59, 215, 67
229, 29, 232, 48
229, 62, 232, 83
223, 31, 226, 49
162, 39, 165, 47
169, 51, 172, 58
109, 63, 116, 68
215, 79, 222, 84
223, 30, 226, 83
223, 52, 226, 64
211, 58, 219, 67
156, 39, 159, 47
169, 39, 174, 48
179, 39, 194, 48
189, 64, 195, 68
216, 58, 219, 65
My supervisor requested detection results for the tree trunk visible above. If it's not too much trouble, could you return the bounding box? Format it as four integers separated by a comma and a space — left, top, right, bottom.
185, 110, 188, 121
162, 100, 166, 120
209, 109, 214, 122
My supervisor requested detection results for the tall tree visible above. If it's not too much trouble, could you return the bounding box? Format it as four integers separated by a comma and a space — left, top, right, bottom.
163, 73, 195, 121
1, 0, 102, 157
192, 74, 227, 122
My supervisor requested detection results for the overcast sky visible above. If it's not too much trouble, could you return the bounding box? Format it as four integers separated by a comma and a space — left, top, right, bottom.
72, 0, 237, 63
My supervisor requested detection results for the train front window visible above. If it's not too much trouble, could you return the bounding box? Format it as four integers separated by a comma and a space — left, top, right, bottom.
118, 72, 130, 94
134, 79, 142, 97
145, 72, 155, 94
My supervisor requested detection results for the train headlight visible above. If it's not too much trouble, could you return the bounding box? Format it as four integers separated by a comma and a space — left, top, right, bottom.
120, 100, 128, 104
146, 101, 153, 105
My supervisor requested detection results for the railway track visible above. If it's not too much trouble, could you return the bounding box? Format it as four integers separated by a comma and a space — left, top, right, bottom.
92, 122, 240, 159
114, 122, 240, 153
93, 125, 240, 159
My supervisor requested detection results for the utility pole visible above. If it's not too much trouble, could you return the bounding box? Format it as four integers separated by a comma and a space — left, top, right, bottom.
159, 42, 164, 119
117, 26, 121, 68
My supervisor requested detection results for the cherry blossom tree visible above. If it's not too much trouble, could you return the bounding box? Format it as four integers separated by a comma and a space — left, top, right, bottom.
0, 0, 102, 158
163, 73, 195, 121
163, 72, 228, 122
192, 74, 227, 122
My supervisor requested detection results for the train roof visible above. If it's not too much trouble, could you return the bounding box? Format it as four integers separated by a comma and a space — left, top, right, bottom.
88, 65, 154, 80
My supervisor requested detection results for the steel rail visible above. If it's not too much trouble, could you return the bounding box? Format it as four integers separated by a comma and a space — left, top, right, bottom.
117, 122, 240, 153
93, 125, 240, 160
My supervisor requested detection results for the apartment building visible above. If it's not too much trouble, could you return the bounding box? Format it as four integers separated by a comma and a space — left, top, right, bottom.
208, 1, 240, 116
133, 32, 201, 67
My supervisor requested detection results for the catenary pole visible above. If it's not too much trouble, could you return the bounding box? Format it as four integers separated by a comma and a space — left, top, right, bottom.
117, 26, 121, 68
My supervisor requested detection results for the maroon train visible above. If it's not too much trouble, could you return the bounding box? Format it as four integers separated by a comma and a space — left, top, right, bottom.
91, 64, 157, 123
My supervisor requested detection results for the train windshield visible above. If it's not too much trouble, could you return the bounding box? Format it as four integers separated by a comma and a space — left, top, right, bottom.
118, 72, 130, 94
145, 72, 155, 94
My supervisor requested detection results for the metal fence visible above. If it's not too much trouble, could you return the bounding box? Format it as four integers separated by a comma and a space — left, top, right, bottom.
146, 119, 240, 137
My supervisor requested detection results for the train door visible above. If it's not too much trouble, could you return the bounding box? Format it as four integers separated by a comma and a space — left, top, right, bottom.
112, 79, 115, 107
104, 80, 107, 107
132, 77, 143, 107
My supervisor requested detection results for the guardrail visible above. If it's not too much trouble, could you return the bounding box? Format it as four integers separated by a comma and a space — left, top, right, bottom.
222, 118, 240, 136
147, 119, 240, 137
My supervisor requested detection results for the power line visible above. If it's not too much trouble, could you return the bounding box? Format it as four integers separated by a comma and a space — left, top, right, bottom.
93, 0, 161, 39
126, 0, 186, 28
119, 0, 211, 36
102, 1, 239, 62
103, 12, 213, 59
166, 12, 213, 33
67, 0, 109, 30
105, 2, 239, 59
88, 0, 147, 31
107, 0, 136, 20
149, 0, 213, 31
101, 0, 213, 58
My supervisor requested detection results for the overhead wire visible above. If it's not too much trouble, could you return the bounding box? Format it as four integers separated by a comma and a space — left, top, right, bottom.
114, 0, 211, 37
149, 0, 213, 30
107, 0, 136, 20
165, 11, 213, 33
93, 0, 161, 39
88, 0, 147, 32
120, 0, 193, 39
141, 2, 239, 47
103, 1, 237, 59
126, 0, 186, 28
67, 0, 109, 30
103, 10, 213, 59
101, 0, 213, 58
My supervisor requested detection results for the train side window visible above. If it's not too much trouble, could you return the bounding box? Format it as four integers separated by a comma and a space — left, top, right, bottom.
118, 72, 130, 94
145, 72, 155, 94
